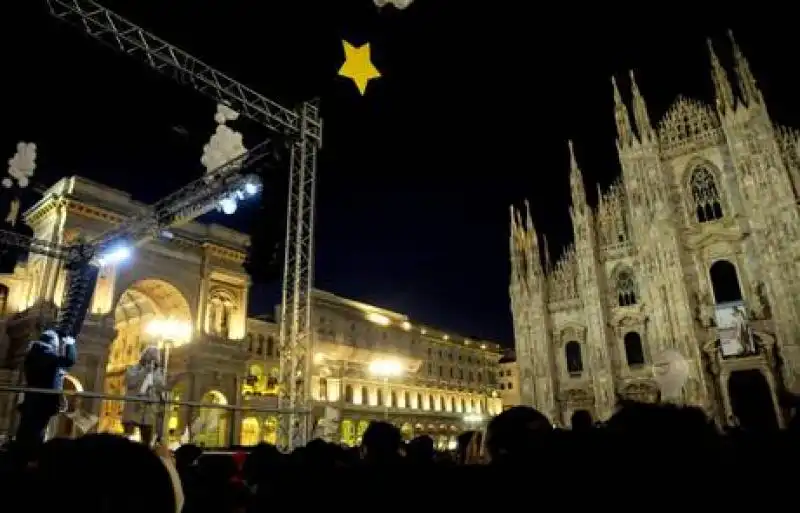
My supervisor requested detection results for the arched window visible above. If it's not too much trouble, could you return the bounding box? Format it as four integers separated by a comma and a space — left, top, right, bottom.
428, 395, 435, 410
390, 391, 397, 408
376, 388, 383, 406
461, 398, 467, 412
319, 378, 328, 401
257, 335, 265, 354
616, 269, 638, 307
404, 391, 410, 408
710, 260, 743, 304
361, 386, 369, 406
690, 167, 724, 223
417, 393, 423, 409
439, 396, 445, 411
344, 385, 354, 403
565, 341, 583, 375
450, 397, 456, 411
0, 284, 9, 316
246, 333, 254, 352
623, 332, 645, 366
266, 337, 275, 356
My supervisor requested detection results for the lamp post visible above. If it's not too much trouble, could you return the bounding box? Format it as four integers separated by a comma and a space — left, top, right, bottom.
146, 318, 192, 442
368, 359, 404, 420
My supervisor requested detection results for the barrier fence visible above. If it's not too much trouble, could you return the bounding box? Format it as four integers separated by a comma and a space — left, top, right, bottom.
0, 385, 310, 448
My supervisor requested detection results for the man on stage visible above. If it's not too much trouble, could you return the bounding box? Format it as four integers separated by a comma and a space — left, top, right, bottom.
16, 330, 77, 447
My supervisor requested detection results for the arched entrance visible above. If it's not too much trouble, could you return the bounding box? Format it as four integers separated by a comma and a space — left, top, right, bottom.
571, 409, 593, 430
0, 283, 9, 315
192, 390, 229, 448
99, 279, 192, 433
727, 370, 778, 433
710, 260, 743, 304
240, 417, 260, 446
263, 416, 278, 445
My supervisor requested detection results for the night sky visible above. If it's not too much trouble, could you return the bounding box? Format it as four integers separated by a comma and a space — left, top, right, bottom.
2, 2, 797, 346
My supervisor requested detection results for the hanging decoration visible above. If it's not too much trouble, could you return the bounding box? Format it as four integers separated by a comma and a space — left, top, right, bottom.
3, 142, 37, 227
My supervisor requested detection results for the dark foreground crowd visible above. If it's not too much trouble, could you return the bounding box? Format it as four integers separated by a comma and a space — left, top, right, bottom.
1, 402, 798, 513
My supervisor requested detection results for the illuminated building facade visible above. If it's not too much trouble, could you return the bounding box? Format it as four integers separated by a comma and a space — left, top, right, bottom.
497, 350, 520, 410
242, 290, 503, 449
510, 35, 800, 429
0, 176, 502, 447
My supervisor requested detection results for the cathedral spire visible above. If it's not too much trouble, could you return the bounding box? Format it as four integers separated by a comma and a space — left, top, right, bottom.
628, 71, 654, 143
509, 205, 523, 279
728, 30, 762, 107
542, 233, 552, 273
523, 200, 542, 278
707, 38, 735, 113
611, 77, 636, 147
523, 199, 535, 235
568, 140, 587, 212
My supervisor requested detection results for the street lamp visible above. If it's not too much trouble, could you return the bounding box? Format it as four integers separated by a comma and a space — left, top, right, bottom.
146, 318, 192, 441
368, 359, 404, 420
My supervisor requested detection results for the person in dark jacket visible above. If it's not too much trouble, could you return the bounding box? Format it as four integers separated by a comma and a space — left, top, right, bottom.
16, 329, 77, 447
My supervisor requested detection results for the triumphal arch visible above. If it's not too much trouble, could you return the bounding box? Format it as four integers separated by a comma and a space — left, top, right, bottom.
0, 176, 254, 443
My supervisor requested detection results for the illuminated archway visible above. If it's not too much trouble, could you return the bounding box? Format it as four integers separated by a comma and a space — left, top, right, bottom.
193, 390, 228, 448
356, 420, 369, 445
166, 382, 187, 435
263, 416, 278, 445
240, 417, 261, 446
340, 419, 356, 446
243, 362, 279, 397
99, 279, 192, 433
400, 422, 413, 441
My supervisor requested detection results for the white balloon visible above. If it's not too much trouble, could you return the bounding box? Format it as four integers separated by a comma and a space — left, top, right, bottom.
201, 111, 247, 174
374, 0, 414, 9
5, 141, 37, 189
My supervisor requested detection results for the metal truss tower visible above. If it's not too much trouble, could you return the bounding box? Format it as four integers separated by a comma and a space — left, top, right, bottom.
6, 0, 320, 450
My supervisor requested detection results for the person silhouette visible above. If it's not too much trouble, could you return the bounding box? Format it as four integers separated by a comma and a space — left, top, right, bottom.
16, 330, 77, 448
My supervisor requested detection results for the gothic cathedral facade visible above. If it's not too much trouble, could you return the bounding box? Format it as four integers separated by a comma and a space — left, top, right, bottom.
509, 34, 800, 429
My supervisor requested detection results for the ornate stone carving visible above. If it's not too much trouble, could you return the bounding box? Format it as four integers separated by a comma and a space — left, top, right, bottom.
557, 387, 593, 406
619, 381, 659, 403
698, 291, 716, 328
751, 281, 772, 320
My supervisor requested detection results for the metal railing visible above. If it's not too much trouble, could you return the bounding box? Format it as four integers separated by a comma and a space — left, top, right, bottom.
0, 385, 311, 447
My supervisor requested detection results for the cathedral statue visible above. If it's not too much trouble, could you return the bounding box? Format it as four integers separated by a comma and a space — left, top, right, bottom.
753, 281, 773, 320
699, 292, 716, 328
733, 306, 756, 354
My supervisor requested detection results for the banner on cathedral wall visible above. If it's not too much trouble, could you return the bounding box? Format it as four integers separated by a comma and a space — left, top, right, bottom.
718, 327, 744, 357
714, 300, 747, 330
715, 301, 749, 357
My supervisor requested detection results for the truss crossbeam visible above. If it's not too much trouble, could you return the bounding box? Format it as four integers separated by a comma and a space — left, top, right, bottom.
0, 230, 69, 260
92, 138, 277, 253
45, 0, 322, 142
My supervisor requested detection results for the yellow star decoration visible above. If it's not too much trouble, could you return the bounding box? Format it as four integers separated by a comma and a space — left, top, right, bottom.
338, 41, 381, 95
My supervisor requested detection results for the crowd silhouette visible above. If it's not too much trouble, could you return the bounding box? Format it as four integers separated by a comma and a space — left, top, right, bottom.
1, 400, 797, 513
